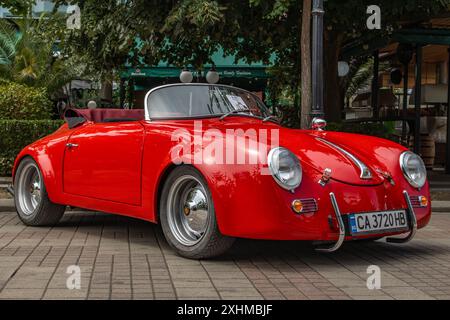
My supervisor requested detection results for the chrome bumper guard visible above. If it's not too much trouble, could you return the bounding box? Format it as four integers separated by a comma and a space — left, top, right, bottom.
316, 190, 418, 252
386, 190, 418, 244
6, 185, 14, 196
315, 192, 346, 253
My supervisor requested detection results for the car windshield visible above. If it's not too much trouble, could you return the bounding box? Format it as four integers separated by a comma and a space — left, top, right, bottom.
146, 84, 273, 120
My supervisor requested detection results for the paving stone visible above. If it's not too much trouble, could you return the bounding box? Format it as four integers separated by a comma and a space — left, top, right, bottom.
0, 210, 449, 300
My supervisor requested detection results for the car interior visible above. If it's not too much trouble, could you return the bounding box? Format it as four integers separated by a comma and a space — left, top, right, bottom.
64, 108, 145, 128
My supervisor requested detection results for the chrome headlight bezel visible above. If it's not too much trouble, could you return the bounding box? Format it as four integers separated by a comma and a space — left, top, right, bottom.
268, 147, 302, 191
399, 151, 427, 189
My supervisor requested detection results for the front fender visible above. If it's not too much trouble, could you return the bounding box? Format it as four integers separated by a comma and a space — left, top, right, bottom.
198, 157, 431, 241
196, 160, 325, 239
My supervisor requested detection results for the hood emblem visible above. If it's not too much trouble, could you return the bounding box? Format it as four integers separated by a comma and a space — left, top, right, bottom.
316, 138, 372, 180
318, 168, 332, 187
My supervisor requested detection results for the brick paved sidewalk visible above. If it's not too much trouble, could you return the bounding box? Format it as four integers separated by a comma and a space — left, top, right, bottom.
0, 210, 450, 300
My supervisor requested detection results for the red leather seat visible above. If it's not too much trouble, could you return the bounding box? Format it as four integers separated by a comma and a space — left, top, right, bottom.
75, 109, 145, 122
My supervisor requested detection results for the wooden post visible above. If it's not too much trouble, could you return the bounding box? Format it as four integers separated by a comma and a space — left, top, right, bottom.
300, 0, 312, 128
128, 78, 134, 109
446, 47, 450, 174
414, 45, 422, 155
311, 0, 324, 119
401, 62, 409, 144
119, 78, 125, 109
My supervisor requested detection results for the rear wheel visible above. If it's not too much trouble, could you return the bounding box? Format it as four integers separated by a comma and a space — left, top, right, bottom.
14, 157, 66, 226
159, 166, 235, 259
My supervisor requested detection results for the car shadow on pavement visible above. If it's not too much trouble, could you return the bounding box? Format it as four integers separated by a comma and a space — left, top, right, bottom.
55, 210, 449, 264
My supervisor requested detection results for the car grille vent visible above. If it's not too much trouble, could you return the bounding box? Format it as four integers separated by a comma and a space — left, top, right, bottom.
409, 196, 423, 208
300, 198, 318, 213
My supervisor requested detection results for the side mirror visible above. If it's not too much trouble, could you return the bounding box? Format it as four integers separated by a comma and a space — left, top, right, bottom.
311, 118, 327, 131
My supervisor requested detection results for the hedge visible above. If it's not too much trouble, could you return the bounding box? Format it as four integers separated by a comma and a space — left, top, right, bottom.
0, 82, 53, 120
0, 120, 64, 176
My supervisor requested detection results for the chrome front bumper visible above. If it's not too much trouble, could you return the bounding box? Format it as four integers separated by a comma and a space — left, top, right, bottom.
386, 191, 418, 244
6, 185, 14, 196
316, 190, 418, 253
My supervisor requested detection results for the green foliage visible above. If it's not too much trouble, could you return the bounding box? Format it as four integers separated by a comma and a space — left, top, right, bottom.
56, 0, 151, 81
0, 119, 63, 175
344, 57, 390, 101
54, 0, 450, 122
0, 0, 35, 16
0, 81, 53, 119
0, 15, 78, 98
325, 0, 450, 37
56, 0, 299, 75
278, 104, 300, 129
0, 19, 20, 65
52, 0, 450, 72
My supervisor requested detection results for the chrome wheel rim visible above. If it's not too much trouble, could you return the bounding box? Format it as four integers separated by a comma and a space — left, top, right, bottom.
167, 175, 210, 246
17, 162, 42, 216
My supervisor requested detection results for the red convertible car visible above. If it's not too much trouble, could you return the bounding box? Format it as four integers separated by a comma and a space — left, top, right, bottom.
11, 84, 430, 258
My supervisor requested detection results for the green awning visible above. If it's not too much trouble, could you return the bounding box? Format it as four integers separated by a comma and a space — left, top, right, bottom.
121, 47, 275, 79
121, 66, 270, 79
341, 28, 450, 60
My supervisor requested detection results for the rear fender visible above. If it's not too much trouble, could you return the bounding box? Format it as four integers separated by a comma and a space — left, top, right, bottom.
13, 131, 70, 205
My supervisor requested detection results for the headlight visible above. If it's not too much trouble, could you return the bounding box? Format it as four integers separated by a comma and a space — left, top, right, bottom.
268, 147, 302, 191
400, 151, 427, 189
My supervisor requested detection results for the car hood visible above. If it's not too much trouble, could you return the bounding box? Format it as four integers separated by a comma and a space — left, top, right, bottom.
209, 118, 395, 186
279, 129, 387, 186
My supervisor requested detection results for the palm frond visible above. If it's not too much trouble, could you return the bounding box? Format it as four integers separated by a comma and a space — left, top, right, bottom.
1, 15, 78, 96
0, 20, 21, 65
346, 58, 389, 100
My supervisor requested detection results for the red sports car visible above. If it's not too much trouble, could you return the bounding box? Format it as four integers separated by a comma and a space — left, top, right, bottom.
11, 84, 430, 258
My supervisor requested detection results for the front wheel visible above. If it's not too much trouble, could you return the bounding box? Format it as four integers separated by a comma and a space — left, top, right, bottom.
14, 157, 66, 226
159, 166, 235, 259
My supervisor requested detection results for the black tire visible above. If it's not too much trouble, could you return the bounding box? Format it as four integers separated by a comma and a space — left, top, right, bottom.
14, 157, 66, 226
159, 166, 235, 259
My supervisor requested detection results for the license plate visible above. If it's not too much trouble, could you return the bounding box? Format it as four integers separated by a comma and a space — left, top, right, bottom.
349, 210, 409, 235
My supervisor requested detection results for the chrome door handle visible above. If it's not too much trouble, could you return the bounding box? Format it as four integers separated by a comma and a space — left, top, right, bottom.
66, 143, 79, 148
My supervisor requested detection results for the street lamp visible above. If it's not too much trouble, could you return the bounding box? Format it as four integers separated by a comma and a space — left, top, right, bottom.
206, 66, 220, 84
180, 69, 193, 83
338, 61, 350, 77
311, 0, 325, 119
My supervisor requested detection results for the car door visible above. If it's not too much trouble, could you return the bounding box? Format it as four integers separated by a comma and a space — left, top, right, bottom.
63, 121, 145, 206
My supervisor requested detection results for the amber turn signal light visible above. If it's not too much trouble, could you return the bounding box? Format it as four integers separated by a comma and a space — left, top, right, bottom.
419, 196, 428, 207
291, 200, 304, 214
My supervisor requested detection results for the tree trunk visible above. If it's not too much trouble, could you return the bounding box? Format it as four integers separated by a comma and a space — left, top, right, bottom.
300, 0, 312, 129
324, 30, 344, 123
100, 80, 113, 103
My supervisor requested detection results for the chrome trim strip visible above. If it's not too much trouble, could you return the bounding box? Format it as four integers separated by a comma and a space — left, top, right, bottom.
315, 192, 346, 253
316, 138, 372, 180
386, 191, 418, 244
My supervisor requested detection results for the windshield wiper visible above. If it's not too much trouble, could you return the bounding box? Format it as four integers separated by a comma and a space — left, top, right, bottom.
219, 109, 252, 120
